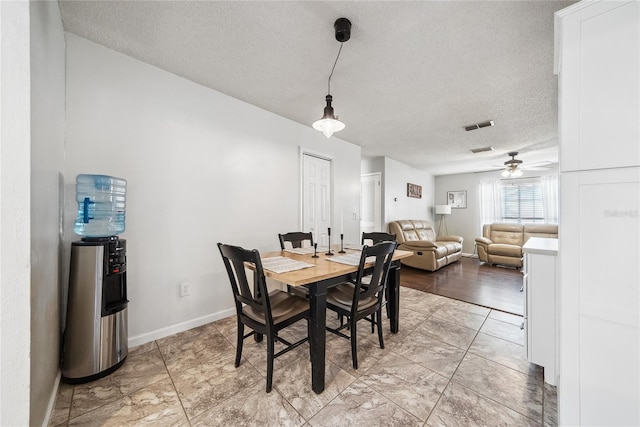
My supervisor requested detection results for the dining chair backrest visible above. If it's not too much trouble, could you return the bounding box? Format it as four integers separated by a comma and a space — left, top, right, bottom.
351, 241, 397, 312
217, 243, 274, 326
278, 232, 314, 250
361, 232, 396, 246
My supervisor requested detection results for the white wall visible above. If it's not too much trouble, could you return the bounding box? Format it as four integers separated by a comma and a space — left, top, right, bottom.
361, 156, 435, 232
383, 157, 435, 227
64, 34, 362, 345
435, 167, 559, 254
0, 2, 31, 425
29, 1, 66, 425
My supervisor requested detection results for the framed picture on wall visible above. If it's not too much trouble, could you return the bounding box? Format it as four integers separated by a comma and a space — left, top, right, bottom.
407, 183, 422, 198
447, 190, 467, 208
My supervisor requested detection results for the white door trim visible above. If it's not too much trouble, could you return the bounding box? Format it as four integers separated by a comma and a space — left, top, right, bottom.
299, 147, 334, 232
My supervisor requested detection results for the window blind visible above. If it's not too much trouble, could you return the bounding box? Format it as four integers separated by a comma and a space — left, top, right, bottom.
501, 181, 545, 223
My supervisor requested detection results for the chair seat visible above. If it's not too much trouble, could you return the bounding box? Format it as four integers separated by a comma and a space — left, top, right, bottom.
488, 243, 522, 258
244, 290, 309, 324
437, 241, 462, 255
327, 283, 377, 312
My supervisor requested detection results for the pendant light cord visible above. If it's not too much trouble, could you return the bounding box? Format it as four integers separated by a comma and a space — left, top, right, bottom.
327, 42, 344, 95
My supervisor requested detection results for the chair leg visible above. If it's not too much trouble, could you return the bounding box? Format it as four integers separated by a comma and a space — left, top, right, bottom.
266, 334, 275, 393
351, 320, 358, 369
235, 320, 244, 367
371, 312, 375, 334
377, 308, 385, 349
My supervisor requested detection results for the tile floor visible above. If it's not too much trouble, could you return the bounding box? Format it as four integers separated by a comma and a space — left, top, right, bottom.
49, 288, 557, 426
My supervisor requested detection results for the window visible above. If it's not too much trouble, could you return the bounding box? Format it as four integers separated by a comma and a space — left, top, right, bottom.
501, 181, 544, 223
480, 176, 558, 225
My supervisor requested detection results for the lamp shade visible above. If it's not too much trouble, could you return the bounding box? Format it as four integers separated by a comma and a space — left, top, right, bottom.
435, 205, 451, 215
313, 94, 345, 138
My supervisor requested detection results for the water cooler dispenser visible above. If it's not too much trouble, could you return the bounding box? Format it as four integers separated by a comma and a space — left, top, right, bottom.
62, 175, 129, 383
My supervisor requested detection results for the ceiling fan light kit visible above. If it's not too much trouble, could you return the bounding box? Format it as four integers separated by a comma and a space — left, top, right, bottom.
312, 18, 351, 138
501, 151, 524, 177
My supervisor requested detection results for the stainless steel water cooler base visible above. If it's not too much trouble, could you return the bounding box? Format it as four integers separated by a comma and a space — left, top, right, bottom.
62, 239, 128, 383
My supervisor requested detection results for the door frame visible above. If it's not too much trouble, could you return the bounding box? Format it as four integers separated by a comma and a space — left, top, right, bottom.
299, 147, 334, 232
360, 172, 382, 234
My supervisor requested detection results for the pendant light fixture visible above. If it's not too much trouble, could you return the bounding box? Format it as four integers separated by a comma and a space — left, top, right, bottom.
312, 18, 351, 138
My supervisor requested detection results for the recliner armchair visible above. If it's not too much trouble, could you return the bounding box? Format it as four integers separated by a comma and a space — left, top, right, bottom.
475, 223, 558, 268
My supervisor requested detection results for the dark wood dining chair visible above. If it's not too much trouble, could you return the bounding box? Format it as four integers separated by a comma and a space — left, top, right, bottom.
361, 232, 397, 327
325, 241, 397, 369
217, 243, 310, 392
278, 232, 314, 250
361, 232, 396, 245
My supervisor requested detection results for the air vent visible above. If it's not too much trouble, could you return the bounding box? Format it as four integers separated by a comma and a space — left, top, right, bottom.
464, 120, 494, 131
470, 146, 494, 154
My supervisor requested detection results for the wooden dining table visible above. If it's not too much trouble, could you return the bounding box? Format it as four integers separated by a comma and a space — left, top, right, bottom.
258, 247, 413, 394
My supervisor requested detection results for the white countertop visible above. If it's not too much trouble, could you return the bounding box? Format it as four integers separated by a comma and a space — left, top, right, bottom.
523, 237, 558, 256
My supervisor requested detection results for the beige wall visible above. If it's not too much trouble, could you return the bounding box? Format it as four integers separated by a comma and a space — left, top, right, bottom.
29, 1, 66, 425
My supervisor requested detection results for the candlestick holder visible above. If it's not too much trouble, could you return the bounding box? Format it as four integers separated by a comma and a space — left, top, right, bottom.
339, 233, 346, 253
325, 227, 334, 256
312, 243, 319, 258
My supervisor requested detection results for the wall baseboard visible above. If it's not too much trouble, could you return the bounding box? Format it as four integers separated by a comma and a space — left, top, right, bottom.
128, 308, 236, 348
462, 252, 478, 258
42, 371, 61, 427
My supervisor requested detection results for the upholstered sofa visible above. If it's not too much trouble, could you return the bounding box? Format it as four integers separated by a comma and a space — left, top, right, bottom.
475, 223, 558, 268
388, 220, 463, 272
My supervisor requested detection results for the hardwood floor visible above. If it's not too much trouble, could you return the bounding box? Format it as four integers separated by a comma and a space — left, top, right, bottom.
400, 257, 524, 316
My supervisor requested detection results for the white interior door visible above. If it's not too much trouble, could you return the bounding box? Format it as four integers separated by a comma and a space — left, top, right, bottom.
302, 154, 332, 247
360, 172, 381, 234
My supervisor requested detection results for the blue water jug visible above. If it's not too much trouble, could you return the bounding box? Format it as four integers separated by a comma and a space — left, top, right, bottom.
74, 174, 127, 237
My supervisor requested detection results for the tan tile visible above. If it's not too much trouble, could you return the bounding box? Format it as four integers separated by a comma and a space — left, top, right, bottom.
238, 330, 307, 376
432, 304, 487, 330
383, 309, 428, 350
70, 348, 169, 418
158, 326, 234, 374
453, 354, 543, 421
360, 353, 449, 421
324, 331, 389, 376
128, 340, 158, 357
480, 318, 525, 345
489, 309, 524, 326
469, 333, 542, 378
393, 331, 465, 378
309, 381, 422, 426
48, 382, 73, 426
274, 347, 356, 420
171, 352, 263, 419
544, 382, 558, 427
68, 378, 187, 426
212, 315, 238, 347
191, 381, 305, 427
444, 299, 492, 316
427, 381, 541, 427
419, 317, 478, 350
399, 294, 447, 317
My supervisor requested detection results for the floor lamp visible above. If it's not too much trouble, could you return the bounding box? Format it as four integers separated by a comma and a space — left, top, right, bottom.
435, 205, 451, 236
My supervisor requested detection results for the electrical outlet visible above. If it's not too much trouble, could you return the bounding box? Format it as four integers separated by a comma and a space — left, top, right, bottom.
180, 282, 191, 297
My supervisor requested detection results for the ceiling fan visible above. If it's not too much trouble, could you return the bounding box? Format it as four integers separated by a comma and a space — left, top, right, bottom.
495, 152, 552, 177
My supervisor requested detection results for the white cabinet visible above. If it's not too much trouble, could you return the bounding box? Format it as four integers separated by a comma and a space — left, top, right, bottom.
523, 238, 558, 386
555, 1, 640, 426
556, 1, 639, 172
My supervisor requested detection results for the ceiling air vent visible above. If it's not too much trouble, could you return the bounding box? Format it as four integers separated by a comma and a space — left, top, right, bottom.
464, 120, 494, 131
470, 146, 494, 154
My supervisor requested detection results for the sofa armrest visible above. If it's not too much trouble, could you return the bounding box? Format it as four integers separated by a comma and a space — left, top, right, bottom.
398, 240, 438, 250
475, 236, 492, 245
439, 235, 463, 243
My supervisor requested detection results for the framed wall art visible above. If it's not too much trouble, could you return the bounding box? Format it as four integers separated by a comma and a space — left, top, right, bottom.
407, 183, 422, 199
447, 190, 467, 208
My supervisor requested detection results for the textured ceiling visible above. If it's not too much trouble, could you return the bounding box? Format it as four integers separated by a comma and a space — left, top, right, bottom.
58, 0, 575, 175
